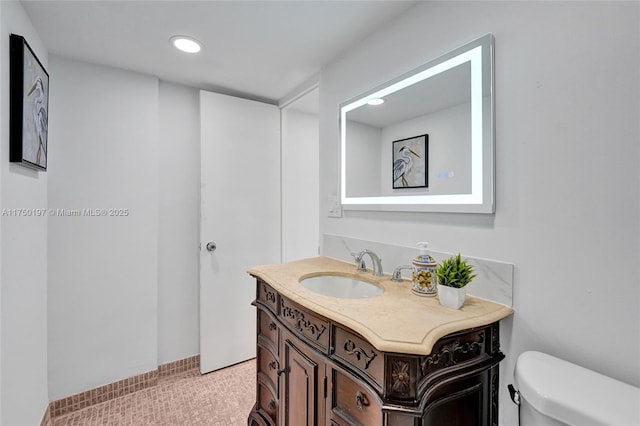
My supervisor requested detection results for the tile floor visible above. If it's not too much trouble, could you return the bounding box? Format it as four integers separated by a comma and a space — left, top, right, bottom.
53, 359, 256, 426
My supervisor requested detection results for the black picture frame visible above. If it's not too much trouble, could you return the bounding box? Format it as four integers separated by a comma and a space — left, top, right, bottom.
392, 134, 428, 189
10, 34, 49, 171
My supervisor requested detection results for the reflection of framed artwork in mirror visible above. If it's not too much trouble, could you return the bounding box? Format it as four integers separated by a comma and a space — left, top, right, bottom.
392, 134, 428, 189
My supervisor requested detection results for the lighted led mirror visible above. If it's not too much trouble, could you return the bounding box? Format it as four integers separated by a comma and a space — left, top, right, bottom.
340, 33, 494, 213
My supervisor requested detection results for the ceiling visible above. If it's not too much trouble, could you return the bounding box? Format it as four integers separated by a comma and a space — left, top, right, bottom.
22, 0, 418, 105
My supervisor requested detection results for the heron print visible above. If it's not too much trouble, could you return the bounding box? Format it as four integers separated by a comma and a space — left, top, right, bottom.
23, 46, 49, 169
392, 134, 428, 189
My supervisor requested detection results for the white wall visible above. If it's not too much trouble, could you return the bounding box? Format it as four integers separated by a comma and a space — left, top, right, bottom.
0, 1, 49, 424
47, 56, 159, 400
157, 82, 200, 364
320, 2, 639, 425
282, 108, 320, 261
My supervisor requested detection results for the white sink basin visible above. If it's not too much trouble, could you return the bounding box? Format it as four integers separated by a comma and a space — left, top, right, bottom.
299, 275, 383, 299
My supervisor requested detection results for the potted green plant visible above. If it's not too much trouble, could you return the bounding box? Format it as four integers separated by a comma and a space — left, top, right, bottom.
435, 253, 477, 309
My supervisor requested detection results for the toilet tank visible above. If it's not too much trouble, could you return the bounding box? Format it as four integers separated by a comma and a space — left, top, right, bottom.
514, 351, 640, 426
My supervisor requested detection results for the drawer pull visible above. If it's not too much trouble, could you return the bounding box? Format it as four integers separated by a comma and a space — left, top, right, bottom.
356, 391, 367, 410
268, 399, 277, 411
277, 367, 287, 376
268, 361, 278, 371
268, 322, 277, 331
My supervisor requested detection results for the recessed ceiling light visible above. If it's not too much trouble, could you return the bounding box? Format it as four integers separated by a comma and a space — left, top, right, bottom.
170, 36, 202, 53
367, 98, 385, 106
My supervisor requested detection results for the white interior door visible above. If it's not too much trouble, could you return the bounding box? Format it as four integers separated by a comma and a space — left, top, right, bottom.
199, 91, 280, 374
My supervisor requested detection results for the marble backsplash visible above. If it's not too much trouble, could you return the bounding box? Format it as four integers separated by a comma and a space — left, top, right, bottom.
322, 233, 513, 307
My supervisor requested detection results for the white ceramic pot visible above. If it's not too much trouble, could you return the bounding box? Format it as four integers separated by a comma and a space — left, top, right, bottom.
437, 284, 466, 309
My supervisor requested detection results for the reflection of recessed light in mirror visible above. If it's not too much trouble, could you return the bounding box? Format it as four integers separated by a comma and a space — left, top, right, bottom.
170, 36, 202, 53
367, 98, 385, 106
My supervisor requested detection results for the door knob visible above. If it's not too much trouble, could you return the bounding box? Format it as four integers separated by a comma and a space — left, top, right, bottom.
206, 242, 217, 252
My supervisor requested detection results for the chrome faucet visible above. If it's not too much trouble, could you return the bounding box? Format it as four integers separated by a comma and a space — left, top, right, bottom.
352, 249, 383, 277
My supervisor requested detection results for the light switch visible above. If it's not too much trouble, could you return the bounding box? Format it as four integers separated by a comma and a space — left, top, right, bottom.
328, 196, 342, 218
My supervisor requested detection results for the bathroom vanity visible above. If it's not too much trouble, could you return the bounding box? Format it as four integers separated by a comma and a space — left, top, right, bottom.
247, 257, 513, 426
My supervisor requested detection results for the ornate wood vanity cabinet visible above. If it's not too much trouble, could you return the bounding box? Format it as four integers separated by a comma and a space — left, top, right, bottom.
248, 279, 505, 426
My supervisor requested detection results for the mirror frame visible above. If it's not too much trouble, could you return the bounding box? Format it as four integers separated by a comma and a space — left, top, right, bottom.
339, 33, 494, 214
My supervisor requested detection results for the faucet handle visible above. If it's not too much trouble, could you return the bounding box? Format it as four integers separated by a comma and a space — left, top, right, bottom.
351, 249, 367, 260
391, 265, 413, 282
350, 251, 367, 272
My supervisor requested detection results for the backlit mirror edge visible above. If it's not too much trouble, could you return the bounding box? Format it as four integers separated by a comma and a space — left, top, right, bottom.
339, 33, 495, 214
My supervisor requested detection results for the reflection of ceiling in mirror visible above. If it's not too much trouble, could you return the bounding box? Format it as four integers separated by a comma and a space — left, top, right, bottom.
346, 62, 471, 128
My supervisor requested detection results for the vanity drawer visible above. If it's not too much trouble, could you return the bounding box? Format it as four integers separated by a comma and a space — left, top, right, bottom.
279, 297, 330, 352
257, 378, 278, 425
333, 326, 383, 391
257, 307, 279, 355
257, 344, 279, 393
331, 369, 382, 426
257, 280, 278, 313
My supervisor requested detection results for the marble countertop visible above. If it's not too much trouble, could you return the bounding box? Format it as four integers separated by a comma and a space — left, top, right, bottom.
248, 256, 513, 356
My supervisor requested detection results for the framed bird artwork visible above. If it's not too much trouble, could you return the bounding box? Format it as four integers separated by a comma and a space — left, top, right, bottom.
392, 134, 428, 189
10, 34, 49, 171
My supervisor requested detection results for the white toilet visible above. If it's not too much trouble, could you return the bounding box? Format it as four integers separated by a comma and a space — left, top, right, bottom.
512, 351, 640, 426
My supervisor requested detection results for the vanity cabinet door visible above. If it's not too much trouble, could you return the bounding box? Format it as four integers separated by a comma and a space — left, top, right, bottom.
422, 367, 497, 426
281, 331, 326, 426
